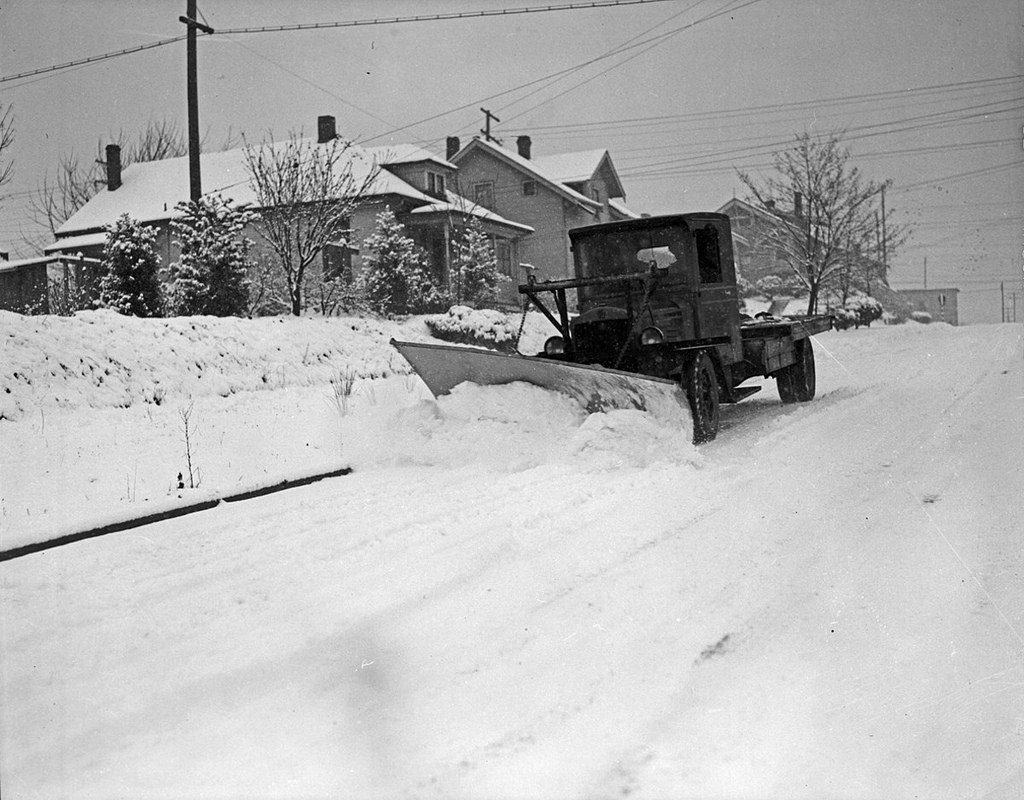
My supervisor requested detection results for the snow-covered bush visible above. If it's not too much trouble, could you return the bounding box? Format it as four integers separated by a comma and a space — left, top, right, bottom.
882, 311, 905, 325
910, 310, 933, 324
96, 214, 163, 317
449, 222, 508, 307
755, 275, 785, 301
832, 307, 858, 330
736, 275, 757, 297
361, 208, 444, 315
425, 305, 519, 352
167, 195, 255, 317
844, 293, 884, 327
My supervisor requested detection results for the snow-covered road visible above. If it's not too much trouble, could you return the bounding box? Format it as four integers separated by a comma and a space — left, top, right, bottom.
2, 323, 1022, 798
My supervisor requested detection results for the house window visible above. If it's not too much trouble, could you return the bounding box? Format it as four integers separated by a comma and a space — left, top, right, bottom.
694, 224, 722, 284
937, 293, 947, 307
523, 180, 536, 196
322, 241, 353, 283
474, 182, 494, 208
494, 238, 513, 278
427, 172, 445, 195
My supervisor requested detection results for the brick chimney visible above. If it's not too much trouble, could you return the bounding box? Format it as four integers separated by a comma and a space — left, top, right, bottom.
794, 191, 803, 218
446, 136, 461, 160
105, 144, 122, 191
317, 115, 336, 143
517, 135, 532, 160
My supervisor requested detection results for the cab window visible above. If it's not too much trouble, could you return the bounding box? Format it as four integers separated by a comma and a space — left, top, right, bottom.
694, 224, 722, 284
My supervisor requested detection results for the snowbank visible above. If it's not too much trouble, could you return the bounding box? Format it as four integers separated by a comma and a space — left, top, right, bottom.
349, 381, 698, 472
0, 309, 560, 422
0, 310, 419, 421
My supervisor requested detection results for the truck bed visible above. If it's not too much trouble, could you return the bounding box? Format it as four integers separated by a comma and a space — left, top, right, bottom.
739, 314, 832, 341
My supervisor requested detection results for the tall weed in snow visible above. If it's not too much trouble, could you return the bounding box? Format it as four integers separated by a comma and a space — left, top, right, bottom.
330, 367, 357, 416
178, 400, 201, 489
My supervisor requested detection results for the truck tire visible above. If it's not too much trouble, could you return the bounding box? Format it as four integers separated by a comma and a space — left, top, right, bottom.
683, 351, 720, 444
777, 338, 816, 403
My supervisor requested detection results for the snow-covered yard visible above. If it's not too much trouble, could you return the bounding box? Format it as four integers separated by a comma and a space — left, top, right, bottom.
1, 313, 1022, 798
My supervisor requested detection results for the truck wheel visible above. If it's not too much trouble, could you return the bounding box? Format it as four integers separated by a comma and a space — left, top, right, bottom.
683, 351, 720, 444
777, 338, 816, 403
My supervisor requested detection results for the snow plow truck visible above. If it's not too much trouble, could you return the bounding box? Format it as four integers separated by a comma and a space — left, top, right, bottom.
392, 212, 832, 443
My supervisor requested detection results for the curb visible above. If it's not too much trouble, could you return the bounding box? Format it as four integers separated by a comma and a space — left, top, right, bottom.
0, 467, 353, 564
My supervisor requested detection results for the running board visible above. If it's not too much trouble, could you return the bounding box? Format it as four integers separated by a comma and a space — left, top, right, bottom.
723, 385, 761, 403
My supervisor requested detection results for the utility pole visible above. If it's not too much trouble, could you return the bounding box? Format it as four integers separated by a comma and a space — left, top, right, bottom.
180, 2, 214, 203
1013, 292, 1018, 323
923, 256, 927, 289
480, 108, 501, 145
880, 185, 887, 277
1000, 281, 1006, 322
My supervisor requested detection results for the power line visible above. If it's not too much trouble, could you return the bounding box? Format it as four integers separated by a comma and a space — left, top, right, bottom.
1, 35, 188, 86
214, 0, 678, 35
493, 0, 718, 121
501, 74, 1022, 134
1, 0, 676, 88
362, 0, 766, 143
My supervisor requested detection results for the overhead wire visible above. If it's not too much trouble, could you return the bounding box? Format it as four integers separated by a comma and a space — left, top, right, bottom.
0, 0, 676, 88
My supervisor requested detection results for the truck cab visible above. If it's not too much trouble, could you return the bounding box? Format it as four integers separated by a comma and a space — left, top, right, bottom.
568, 213, 743, 369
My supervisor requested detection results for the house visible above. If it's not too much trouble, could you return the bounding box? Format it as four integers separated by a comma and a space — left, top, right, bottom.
44, 115, 533, 311
717, 195, 905, 314
447, 135, 639, 294
897, 288, 959, 325
0, 254, 100, 314
717, 197, 797, 284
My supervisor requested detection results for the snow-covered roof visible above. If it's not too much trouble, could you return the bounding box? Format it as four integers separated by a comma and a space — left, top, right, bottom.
365, 143, 455, 170
0, 255, 54, 273
0, 253, 97, 273
409, 190, 534, 233
608, 198, 640, 219
45, 232, 109, 253
530, 149, 607, 184
451, 138, 601, 213
56, 139, 436, 237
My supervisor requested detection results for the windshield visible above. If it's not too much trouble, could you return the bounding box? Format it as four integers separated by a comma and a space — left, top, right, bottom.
575, 222, 688, 279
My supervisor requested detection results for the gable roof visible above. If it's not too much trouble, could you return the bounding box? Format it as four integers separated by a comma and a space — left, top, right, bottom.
533, 149, 625, 199
56, 139, 436, 238
451, 137, 602, 213
408, 190, 534, 233
365, 143, 455, 170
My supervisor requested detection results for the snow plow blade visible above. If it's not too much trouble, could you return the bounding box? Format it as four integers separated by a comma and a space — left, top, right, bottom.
391, 339, 688, 417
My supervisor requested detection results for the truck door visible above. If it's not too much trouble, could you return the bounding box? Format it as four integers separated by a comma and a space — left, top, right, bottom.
692, 220, 740, 352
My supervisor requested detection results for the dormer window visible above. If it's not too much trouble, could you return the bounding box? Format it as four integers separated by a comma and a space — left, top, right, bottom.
523, 180, 536, 196
427, 172, 445, 196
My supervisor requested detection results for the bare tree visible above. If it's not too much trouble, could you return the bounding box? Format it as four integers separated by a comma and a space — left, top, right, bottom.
243, 132, 379, 316
0, 103, 14, 202
739, 132, 906, 314
28, 119, 191, 240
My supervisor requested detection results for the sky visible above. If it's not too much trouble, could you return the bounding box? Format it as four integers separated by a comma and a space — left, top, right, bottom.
1, 0, 1022, 323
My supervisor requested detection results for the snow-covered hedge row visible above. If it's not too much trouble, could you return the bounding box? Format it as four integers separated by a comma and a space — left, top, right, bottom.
0, 310, 417, 421
424, 305, 520, 352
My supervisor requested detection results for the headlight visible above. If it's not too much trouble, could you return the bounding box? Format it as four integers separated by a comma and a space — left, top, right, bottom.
544, 336, 565, 355
640, 326, 664, 346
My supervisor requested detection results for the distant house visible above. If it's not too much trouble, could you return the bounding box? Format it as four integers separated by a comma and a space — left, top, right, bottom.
448, 135, 639, 295
45, 115, 533, 311
0, 254, 100, 314
718, 196, 905, 314
898, 288, 959, 325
